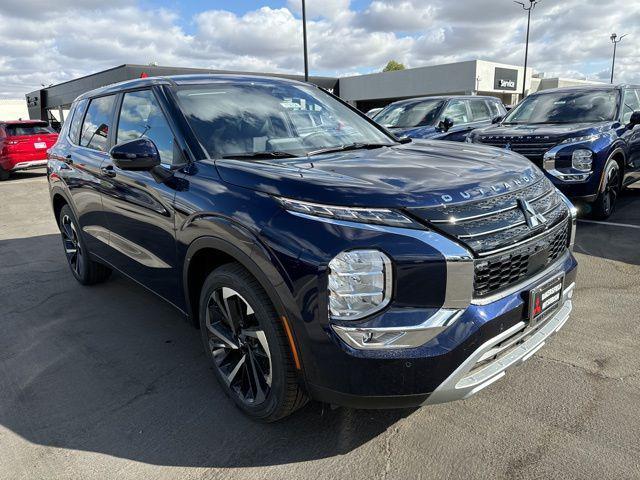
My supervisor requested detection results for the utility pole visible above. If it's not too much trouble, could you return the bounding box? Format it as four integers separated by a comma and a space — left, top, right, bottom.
514, 0, 541, 99
610, 33, 627, 84
302, 0, 309, 82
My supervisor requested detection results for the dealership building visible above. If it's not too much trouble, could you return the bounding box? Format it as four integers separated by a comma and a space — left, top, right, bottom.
23, 60, 603, 124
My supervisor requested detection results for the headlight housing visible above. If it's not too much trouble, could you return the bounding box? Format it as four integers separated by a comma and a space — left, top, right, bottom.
278, 197, 422, 228
328, 249, 392, 320
572, 149, 593, 172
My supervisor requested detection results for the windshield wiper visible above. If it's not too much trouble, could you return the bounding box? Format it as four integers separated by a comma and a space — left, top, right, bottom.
307, 142, 395, 157
220, 151, 299, 159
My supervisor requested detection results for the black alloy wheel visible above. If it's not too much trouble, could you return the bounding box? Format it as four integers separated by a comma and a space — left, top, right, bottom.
205, 286, 273, 405
61, 212, 84, 277
592, 159, 621, 219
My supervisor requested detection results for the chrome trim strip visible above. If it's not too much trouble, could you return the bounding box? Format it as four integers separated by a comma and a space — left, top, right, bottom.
288, 211, 474, 309
429, 186, 553, 224
472, 250, 570, 305
458, 200, 564, 240
423, 286, 573, 405
332, 308, 463, 350
476, 214, 569, 257
83, 225, 171, 269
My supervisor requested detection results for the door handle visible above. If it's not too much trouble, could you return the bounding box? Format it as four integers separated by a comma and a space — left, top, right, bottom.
64, 154, 73, 164
101, 165, 116, 178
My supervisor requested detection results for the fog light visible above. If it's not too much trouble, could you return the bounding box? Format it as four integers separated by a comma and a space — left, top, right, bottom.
328, 249, 392, 320
572, 149, 593, 172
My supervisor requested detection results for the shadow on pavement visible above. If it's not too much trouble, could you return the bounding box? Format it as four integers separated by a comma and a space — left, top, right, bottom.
575, 188, 640, 266
0, 233, 413, 468
1, 169, 47, 182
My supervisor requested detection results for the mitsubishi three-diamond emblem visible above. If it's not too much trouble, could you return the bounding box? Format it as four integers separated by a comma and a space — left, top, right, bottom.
518, 198, 547, 229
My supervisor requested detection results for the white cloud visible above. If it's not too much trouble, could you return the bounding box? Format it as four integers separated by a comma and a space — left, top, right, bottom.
0, 0, 638, 99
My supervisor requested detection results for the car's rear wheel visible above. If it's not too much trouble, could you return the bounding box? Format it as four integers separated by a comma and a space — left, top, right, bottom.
591, 159, 621, 220
0, 167, 10, 181
199, 263, 306, 422
58, 205, 112, 285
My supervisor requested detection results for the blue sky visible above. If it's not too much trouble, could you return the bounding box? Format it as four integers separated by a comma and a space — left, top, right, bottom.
0, 0, 638, 97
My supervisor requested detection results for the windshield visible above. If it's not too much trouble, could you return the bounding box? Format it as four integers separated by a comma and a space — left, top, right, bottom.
174, 82, 392, 158
6, 124, 56, 136
374, 99, 445, 128
503, 90, 619, 124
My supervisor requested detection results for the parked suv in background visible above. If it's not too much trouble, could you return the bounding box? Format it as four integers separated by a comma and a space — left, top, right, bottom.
48, 75, 577, 421
469, 85, 640, 218
0, 120, 58, 180
375, 95, 506, 142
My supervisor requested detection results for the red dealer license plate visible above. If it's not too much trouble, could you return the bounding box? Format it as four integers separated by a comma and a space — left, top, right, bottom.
528, 274, 563, 325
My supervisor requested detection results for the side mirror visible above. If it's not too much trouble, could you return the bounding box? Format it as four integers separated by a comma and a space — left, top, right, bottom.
438, 117, 454, 132
110, 137, 161, 171
491, 115, 504, 124
627, 111, 640, 129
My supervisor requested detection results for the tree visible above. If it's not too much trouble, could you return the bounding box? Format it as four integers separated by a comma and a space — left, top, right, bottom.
383, 60, 406, 72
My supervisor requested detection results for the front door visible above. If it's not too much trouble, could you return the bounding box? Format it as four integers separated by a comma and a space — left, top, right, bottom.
99, 88, 180, 303
438, 99, 474, 142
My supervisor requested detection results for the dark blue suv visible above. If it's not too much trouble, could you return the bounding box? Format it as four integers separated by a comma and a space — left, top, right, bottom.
48, 75, 577, 421
375, 95, 507, 142
469, 85, 640, 218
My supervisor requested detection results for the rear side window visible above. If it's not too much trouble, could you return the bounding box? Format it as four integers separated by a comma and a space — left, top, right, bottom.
68, 99, 88, 144
5, 124, 55, 136
80, 95, 116, 152
116, 89, 175, 165
469, 100, 491, 121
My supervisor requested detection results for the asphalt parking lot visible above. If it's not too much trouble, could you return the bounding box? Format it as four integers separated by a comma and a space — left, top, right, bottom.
1, 170, 639, 480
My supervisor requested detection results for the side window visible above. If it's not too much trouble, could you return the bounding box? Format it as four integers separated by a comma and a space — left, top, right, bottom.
487, 100, 502, 117
470, 99, 491, 122
68, 99, 88, 144
621, 89, 640, 124
441, 100, 470, 124
80, 95, 116, 152
117, 90, 175, 165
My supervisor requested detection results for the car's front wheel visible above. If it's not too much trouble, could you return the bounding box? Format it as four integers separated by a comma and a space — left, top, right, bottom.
199, 263, 307, 422
58, 205, 112, 285
591, 159, 621, 220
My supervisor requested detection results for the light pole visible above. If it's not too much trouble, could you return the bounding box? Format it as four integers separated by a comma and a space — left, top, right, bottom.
610, 33, 627, 84
514, 0, 541, 99
302, 0, 309, 82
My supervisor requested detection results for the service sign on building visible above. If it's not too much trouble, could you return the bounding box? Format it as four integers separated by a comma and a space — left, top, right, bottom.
494, 67, 518, 91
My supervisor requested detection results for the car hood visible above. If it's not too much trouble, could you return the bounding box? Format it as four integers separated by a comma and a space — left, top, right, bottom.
215, 140, 542, 209
473, 121, 615, 139
388, 125, 440, 139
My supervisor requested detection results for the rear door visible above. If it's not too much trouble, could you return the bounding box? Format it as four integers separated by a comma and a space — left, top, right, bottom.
62, 95, 117, 258
98, 88, 180, 302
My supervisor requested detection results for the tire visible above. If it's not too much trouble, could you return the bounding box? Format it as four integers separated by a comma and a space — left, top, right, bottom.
590, 158, 621, 220
0, 167, 9, 181
199, 263, 307, 422
58, 205, 112, 285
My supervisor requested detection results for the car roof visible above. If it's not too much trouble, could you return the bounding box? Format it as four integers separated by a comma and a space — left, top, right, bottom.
528, 84, 640, 96
0, 120, 48, 125
385, 95, 502, 107
76, 74, 310, 101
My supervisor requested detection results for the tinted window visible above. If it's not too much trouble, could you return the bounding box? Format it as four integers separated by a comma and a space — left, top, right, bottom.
469, 100, 491, 121
6, 124, 55, 136
504, 90, 618, 124
80, 95, 116, 152
374, 99, 445, 128
621, 89, 640, 124
175, 82, 391, 157
441, 100, 469, 124
68, 99, 87, 144
117, 90, 175, 165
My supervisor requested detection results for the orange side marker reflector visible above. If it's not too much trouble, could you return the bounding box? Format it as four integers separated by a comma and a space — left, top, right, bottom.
281, 316, 302, 370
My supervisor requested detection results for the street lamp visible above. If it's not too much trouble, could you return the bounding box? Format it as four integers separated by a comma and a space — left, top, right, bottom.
514, 0, 541, 99
610, 33, 627, 84
302, 0, 309, 82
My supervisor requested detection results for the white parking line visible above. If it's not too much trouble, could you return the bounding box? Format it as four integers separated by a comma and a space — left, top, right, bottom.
578, 219, 640, 230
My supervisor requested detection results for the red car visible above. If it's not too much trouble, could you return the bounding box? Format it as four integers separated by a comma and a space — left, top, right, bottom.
0, 120, 58, 180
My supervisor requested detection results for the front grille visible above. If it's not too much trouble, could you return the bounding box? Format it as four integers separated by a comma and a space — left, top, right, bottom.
476, 135, 562, 167
409, 176, 571, 297
474, 222, 568, 297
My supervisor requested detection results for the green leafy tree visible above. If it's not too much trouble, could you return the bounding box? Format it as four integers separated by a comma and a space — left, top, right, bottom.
383, 60, 406, 72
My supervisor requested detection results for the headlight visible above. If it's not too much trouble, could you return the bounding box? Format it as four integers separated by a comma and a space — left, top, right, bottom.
328, 249, 392, 320
278, 197, 422, 228
561, 134, 601, 144
572, 149, 593, 172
